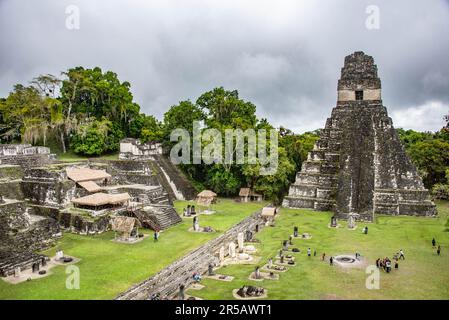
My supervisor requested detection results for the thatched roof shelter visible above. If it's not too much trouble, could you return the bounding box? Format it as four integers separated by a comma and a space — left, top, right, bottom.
72, 192, 131, 208
196, 190, 217, 206
111, 216, 141, 241
78, 181, 102, 193
66, 167, 111, 183
239, 188, 263, 202
111, 216, 141, 233
239, 188, 251, 197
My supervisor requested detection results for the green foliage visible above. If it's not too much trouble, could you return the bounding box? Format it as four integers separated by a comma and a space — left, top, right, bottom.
0, 84, 51, 143
139, 115, 164, 143
432, 183, 449, 200
70, 118, 123, 156
197, 87, 256, 130
243, 147, 296, 204
407, 138, 449, 187
279, 127, 319, 171
60, 67, 141, 139
397, 128, 449, 188
163, 87, 300, 199
205, 166, 241, 196
163, 100, 205, 141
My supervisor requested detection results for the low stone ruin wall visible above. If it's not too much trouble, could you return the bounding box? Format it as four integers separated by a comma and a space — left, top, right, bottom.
0, 201, 60, 255
0, 154, 53, 168
29, 205, 111, 234
116, 208, 266, 300
20, 167, 76, 207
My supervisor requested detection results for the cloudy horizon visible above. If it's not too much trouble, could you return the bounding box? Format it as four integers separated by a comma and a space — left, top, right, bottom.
1, 0, 448, 133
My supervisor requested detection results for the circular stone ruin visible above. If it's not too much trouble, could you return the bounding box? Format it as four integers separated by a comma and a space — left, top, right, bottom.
333, 255, 364, 268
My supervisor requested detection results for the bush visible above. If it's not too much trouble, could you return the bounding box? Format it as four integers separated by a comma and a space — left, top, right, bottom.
432, 184, 449, 200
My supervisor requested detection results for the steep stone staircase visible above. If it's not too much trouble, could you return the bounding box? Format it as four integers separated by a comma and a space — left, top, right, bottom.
133, 204, 182, 230
150, 155, 197, 201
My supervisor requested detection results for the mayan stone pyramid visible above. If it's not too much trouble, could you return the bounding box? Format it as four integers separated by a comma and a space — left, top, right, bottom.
282, 51, 437, 221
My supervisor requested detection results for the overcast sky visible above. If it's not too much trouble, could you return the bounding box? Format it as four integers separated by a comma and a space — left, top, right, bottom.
1, 0, 448, 133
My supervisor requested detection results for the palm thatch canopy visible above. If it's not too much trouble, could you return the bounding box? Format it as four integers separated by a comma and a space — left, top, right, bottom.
196, 190, 217, 206
111, 216, 140, 233
239, 188, 251, 197
72, 192, 131, 207
66, 167, 111, 183
78, 181, 102, 193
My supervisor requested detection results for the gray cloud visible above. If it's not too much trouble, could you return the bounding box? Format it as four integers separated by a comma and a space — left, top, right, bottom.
1, 0, 448, 132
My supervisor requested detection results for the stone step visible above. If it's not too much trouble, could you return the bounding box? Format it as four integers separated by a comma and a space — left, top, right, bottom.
295, 173, 338, 188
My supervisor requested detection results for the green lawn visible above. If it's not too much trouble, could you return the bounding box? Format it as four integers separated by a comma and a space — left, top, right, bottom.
0, 199, 267, 300
187, 201, 449, 300
55, 150, 119, 162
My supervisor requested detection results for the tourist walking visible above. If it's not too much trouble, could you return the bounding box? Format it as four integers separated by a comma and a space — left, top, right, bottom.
322, 253, 326, 261
154, 229, 159, 242
329, 256, 333, 266
399, 249, 405, 260
437, 245, 441, 256
394, 261, 399, 270
307, 248, 311, 257
432, 238, 436, 247
375, 258, 380, 268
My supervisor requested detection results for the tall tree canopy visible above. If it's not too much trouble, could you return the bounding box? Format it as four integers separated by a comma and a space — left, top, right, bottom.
60, 67, 141, 137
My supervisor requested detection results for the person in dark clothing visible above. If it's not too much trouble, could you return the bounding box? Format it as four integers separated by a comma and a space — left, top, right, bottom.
329, 256, 333, 266
394, 261, 399, 270
432, 238, 436, 247
437, 245, 441, 256
375, 258, 380, 268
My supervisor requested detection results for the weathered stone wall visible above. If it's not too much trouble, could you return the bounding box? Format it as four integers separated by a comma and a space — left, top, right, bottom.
20, 167, 77, 207
29, 205, 111, 234
0, 180, 24, 200
0, 200, 60, 255
119, 138, 163, 159
0, 144, 53, 168
0, 154, 53, 168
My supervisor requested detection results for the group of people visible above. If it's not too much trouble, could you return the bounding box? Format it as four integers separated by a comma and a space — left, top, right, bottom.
375, 249, 404, 273
376, 257, 396, 273
183, 205, 197, 217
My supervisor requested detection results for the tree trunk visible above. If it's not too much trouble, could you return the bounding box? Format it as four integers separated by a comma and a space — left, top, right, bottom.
60, 130, 66, 153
